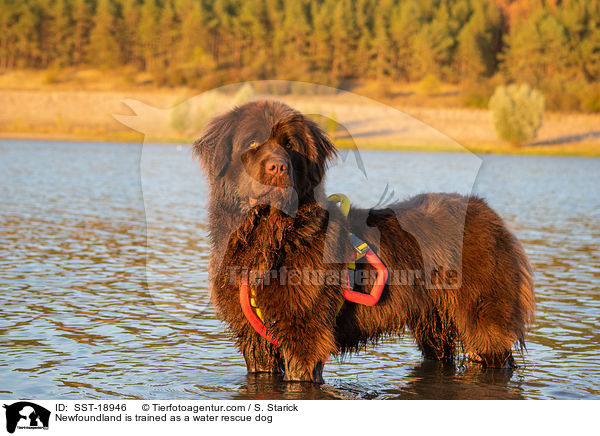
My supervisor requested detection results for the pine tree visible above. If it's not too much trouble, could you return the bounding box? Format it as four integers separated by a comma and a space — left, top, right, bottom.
580, 22, 600, 81
138, 0, 160, 72
456, 0, 503, 81
237, 0, 269, 77
264, 0, 284, 74
210, 0, 238, 69
330, 0, 356, 79
158, 0, 178, 70
15, 0, 41, 68
72, 0, 92, 65
279, 0, 311, 77
310, 1, 332, 73
88, 0, 121, 69
175, 0, 215, 83
354, 0, 374, 78
50, 0, 74, 67
412, 2, 456, 80
502, 8, 569, 86
38, 0, 55, 67
176, 0, 205, 63
120, 0, 142, 67
372, 0, 395, 80
0, 0, 18, 69
389, 0, 422, 80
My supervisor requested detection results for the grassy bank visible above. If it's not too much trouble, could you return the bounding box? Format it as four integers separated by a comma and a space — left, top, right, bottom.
3, 130, 599, 158
335, 139, 600, 157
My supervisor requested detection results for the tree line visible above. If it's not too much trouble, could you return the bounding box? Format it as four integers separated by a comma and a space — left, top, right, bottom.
0, 0, 599, 110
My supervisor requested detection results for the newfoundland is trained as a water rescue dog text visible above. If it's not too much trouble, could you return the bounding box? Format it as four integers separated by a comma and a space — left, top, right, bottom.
193, 100, 534, 383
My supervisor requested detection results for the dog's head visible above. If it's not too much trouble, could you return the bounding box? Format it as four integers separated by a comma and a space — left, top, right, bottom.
193, 100, 336, 213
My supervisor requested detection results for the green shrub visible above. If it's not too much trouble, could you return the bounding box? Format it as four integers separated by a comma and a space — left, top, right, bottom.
170, 91, 223, 136
289, 81, 315, 95
123, 67, 138, 86
363, 79, 394, 100
310, 71, 341, 94
190, 91, 220, 133
44, 68, 61, 85
544, 90, 580, 111
489, 83, 545, 145
580, 83, 600, 113
169, 99, 191, 134
537, 75, 582, 111
461, 79, 495, 108
231, 83, 255, 106
246, 81, 290, 95
417, 73, 442, 96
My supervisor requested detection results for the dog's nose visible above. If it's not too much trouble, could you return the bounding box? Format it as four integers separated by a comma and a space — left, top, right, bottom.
265, 158, 288, 176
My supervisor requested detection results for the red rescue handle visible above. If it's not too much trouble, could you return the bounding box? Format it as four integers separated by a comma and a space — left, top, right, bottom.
343, 249, 388, 306
239, 279, 279, 346
239, 248, 388, 346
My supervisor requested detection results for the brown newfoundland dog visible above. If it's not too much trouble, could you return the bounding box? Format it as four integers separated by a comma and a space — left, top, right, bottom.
193, 100, 534, 383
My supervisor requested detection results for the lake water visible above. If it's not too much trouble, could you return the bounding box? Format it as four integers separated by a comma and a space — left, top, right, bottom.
1, 139, 598, 400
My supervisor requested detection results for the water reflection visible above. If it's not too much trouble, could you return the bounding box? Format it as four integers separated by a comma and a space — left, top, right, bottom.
233, 374, 347, 400
388, 361, 523, 400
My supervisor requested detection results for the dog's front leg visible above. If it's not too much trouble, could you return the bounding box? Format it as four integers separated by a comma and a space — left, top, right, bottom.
281, 352, 325, 383
240, 336, 283, 374
278, 326, 335, 383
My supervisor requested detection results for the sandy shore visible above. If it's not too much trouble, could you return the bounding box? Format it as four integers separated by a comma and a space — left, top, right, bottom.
1, 88, 599, 156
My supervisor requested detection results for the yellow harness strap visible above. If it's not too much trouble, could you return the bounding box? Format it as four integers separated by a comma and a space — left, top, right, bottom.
328, 193, 350, 217
249, 284, 264, 323
329, 193, 370, 316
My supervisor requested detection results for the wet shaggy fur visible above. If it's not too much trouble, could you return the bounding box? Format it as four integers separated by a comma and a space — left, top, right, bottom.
194, 100, 535, 382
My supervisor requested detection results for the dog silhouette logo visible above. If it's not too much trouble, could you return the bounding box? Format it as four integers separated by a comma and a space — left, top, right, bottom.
3, 402, 50, 433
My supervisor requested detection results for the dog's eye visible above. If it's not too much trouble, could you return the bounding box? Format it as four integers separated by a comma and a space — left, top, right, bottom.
249, 140, 258, 149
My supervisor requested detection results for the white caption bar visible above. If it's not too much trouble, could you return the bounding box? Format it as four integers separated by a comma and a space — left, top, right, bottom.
0, 400, 594, 436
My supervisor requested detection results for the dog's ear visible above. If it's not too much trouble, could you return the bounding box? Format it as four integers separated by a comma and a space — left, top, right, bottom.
304, 116, 337, 163
193, 111, 235, 179
303, 116, 338, 185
